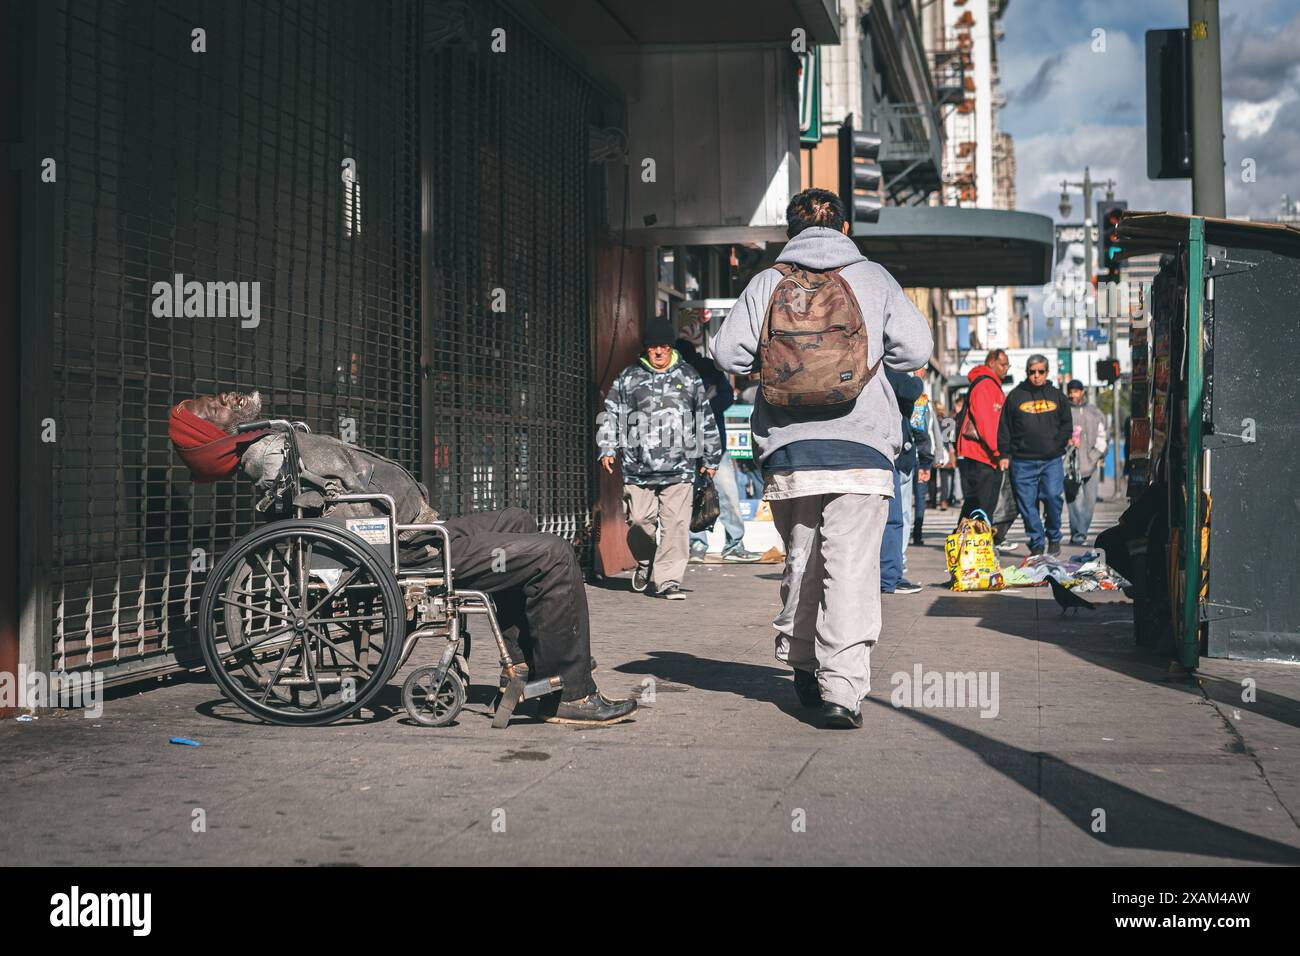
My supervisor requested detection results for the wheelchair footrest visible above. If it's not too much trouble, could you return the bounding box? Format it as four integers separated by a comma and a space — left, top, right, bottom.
521, 676, 564, 700
491, 675, 563, 729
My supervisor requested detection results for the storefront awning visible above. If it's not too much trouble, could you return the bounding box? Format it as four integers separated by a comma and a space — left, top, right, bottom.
1116, 210, 1300, 259
850, 206, 1056, 287
628, 206, 1056, 288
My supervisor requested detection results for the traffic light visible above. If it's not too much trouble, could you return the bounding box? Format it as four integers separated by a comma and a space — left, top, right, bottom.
1096, 357, 1120, 384
1145, 29, 1192, 179
839, 113, 883, 228
1096, 199, 1128, 281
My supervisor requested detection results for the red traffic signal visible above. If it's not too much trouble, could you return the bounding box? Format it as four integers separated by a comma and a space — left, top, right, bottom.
1096, 357, 1121, 384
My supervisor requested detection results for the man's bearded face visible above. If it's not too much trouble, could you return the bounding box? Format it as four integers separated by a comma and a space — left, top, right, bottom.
184, 390, 264, 434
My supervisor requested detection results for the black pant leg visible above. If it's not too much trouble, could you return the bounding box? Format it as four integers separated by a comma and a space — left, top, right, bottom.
437, 509, 539, 660
958, 459, 1000, 523
439, 519, 597, 701
443, 507, 537, 536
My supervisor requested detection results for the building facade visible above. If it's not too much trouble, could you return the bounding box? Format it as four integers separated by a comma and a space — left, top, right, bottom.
933, 0, 1018, 372
6, 0, 846, 697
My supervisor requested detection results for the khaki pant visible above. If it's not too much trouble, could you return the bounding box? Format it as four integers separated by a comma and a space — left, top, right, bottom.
771, 493, 889, 712
623, 482, 694, 591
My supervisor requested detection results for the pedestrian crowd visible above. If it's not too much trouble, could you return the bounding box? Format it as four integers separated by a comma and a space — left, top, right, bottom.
597, 188, 1110, 729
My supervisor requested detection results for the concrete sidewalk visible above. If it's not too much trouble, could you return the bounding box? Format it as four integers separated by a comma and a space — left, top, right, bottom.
3, 500, 1299, 866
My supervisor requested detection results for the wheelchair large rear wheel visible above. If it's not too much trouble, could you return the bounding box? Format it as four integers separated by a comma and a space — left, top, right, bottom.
199, 519, 405, 726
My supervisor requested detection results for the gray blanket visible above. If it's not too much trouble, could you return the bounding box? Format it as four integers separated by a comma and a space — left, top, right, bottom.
240, 432, 441, 557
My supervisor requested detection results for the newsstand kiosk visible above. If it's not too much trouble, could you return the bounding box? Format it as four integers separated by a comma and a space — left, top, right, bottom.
1110, 212, 1300, 667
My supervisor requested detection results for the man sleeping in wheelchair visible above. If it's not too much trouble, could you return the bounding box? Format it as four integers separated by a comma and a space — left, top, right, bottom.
169, 389, 636, 726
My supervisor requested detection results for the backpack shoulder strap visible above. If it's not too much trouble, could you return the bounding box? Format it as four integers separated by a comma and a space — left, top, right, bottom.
960, 374, 998, 451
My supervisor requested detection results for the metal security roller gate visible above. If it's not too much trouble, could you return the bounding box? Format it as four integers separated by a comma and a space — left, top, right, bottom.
42, 0, 421, 682
421, 0, 595, 542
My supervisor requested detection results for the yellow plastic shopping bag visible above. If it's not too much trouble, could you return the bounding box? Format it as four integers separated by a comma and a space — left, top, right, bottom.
945, 510, 1005, 592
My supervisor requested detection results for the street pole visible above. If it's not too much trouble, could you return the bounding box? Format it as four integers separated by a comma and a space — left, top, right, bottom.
1059, 166, 1115, 371
1062, 167, 1096, 373
1060, 166, 1121, 493
1188, 0, 1226, 217
1110, 276, 1122, 497
1078, 167, 1091, 364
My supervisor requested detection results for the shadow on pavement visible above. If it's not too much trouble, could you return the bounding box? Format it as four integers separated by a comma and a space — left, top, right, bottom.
924, 592, 1300, 733
586, 574, 637, 592
615, 651, 821, 727
871, 697, 1300, 864
195, 683, 405, 726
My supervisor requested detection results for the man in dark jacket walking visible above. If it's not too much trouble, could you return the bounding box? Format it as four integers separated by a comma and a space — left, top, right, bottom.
997, 354, 1073, 555
598, 318, 722, 599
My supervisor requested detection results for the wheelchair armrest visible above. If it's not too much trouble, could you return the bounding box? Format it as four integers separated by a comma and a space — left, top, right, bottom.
398, 522, 455, 593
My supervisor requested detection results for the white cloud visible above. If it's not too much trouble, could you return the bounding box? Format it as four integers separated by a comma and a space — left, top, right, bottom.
1002, 30, 1147, 138
1227, 94, 1289, 140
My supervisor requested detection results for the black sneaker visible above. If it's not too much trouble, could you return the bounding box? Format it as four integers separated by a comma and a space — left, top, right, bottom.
631, 567, 649, 592
792, 669, 823, 708
722, 547, 763, 563
541, 692, 637, 725
821, 703, 863, 729
657, 583, 686, 600
893, 579, 923, 594
1047, 539, 1062, 556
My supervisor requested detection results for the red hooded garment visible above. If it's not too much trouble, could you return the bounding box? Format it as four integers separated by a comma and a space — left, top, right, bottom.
168, 403, 268, 482
955, 364, 1005, 468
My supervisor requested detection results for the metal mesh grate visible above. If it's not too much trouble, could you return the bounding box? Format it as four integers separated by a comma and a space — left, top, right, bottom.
422, 2, 593, 541
49, 0, 421, 678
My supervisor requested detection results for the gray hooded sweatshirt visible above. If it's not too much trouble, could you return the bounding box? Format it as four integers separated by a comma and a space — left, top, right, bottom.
709, 227, 933, 468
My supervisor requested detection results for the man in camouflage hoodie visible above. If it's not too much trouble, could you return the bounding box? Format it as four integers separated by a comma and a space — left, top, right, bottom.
598, 316, 722, 599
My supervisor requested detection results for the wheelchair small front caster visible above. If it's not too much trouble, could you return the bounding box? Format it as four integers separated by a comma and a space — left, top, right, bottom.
402, 666, 466, 727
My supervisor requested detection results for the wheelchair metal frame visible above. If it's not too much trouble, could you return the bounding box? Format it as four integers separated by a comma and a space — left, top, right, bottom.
196, 420, 560, 728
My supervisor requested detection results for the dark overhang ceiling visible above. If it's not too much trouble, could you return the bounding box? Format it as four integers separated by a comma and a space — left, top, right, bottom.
850, 206, 1056, 287
523, 0, 840, 45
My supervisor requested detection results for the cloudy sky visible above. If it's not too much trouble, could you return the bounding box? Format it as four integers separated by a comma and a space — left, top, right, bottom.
996, 0, 1300, 338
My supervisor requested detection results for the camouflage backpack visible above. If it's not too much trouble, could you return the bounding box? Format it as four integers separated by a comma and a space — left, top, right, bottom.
758, 262, 880, 407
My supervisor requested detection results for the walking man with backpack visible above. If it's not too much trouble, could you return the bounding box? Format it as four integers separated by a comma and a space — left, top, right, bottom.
711, 188, 932, 729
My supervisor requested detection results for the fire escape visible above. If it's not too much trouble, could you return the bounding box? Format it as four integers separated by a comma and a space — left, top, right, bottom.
942, 8, 978, 207
868, 0, 960, 206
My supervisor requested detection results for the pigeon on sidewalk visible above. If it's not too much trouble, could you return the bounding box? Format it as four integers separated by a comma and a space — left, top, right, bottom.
1049, 576, 1095, 616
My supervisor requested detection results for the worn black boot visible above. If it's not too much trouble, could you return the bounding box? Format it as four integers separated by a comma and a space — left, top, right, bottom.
541, 692, 637, 725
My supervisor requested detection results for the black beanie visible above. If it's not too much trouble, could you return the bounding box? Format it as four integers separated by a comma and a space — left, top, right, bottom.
642, 316, 676, 347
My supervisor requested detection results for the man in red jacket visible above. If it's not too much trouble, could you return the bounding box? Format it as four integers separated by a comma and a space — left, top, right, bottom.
955, 349, 1009, 523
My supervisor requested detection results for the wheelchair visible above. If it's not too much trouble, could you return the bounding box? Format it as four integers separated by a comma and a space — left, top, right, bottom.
197, 420, 561, 727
